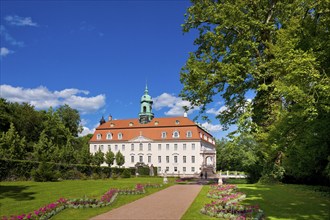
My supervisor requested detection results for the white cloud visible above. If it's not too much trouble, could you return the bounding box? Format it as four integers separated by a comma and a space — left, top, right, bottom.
0, 84, 106, 114
153, 93, 198, 116
206, 105, 228, 115
0, 47, 14, 57
0, 25, 24, 47
201, 122, 223, 132
79, 126, 95, 137
5, 15, 38, 27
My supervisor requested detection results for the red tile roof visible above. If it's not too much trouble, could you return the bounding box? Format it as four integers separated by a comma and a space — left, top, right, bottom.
89, 116, 215, 145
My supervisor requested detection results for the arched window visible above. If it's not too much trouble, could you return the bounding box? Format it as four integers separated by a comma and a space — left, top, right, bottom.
143, 106, 147, 113
106, 133, 112, 140
173, 131, 180, 138
97, 134, 102, 140
186, 131, 192, 138
118, 132, 123, 140
161, 132, 167, 138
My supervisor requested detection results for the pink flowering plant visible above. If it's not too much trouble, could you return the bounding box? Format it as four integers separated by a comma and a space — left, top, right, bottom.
201, 184, 264, 219
1, 183, 162, 220
1, 198, 68, 220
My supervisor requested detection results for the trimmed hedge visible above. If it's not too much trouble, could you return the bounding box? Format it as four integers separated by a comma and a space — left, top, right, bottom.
136, 165, 158, 176
0, 158, 136, 181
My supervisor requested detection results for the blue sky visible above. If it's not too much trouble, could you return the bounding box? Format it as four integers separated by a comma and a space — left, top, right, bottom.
0, 0, 248, 139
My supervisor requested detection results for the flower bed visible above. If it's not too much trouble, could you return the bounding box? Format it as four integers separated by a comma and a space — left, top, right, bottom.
1, 183, 162, 220
201, 184, 264, 219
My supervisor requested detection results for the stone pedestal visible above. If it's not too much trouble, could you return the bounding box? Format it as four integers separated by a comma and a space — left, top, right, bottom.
163, 171, 168, 184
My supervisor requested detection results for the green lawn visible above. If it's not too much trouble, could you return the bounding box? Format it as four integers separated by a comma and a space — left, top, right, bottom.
0, 177, 169, 219
182, 183, 330, 220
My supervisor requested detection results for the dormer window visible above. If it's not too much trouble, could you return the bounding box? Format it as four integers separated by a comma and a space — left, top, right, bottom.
106, 133, 112, 140
155, 121, 159, 126
96, 134, 102, 140
161, 132, 167, 139
110, 123, 115, 127
118, 132, 123, 140
129, 122, 134, 126
186, 131, 192, 138
173, 131, 180, 138
175, 120, 180, 125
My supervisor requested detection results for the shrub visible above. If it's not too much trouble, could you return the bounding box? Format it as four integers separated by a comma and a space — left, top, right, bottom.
91, 173, 101, 180
31, 162, 59, 182
62, 170, 87, 180
121, 169, 131, 178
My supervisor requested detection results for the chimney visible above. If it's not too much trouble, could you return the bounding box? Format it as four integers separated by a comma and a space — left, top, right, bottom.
183, 112, 187, 118
108, 115, 112, 121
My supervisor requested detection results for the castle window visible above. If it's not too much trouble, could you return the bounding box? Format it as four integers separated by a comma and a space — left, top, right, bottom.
183, 144, 186, 150
131, 144, 134, 151
161, 132, 167, 138
139, 143, 143, 151
96, 134, 102, 140
106, 133, 112, 140
118, 132, 123, 140
174, 144, 178, 151
148, 143, 151, 151
186, 131, 192, 138
94, 145, 97, 151
131, 155, 134, 163
158, 144, 161, 150
122, 144, 125, 151
173, 131, 180, 138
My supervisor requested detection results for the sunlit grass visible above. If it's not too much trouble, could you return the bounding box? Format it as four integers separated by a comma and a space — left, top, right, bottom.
182, 183, 330, 220
0, 177, 169, 218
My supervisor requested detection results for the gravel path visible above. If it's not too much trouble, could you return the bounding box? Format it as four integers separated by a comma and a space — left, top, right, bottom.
90, 185, 202, 220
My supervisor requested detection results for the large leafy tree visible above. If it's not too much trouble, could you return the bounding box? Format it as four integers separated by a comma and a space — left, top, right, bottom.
115, 151, 125, 167
56, 104, 82, 137
181, 0, 330, 183
105, 150, 115, 167
0, 123, 27, 160
93, 149, 105, 167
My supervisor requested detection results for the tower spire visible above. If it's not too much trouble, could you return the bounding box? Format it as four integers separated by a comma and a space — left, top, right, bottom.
145, 82, 148, 94
139, 84, 154, 124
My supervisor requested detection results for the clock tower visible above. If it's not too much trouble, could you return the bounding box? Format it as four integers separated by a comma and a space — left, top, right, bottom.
139, 84, 154, 124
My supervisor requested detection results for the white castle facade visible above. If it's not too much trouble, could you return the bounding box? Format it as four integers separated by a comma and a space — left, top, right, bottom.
89, 86, 216, 176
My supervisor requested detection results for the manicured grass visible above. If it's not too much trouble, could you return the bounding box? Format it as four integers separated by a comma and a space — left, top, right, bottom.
182, 183, 330, 220
53, 187, 163, 220
181, 185, 217, 220
0, 177, 170, 218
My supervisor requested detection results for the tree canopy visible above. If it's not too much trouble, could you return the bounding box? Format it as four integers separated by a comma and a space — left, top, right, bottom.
0, 99, 91, 165
181, 0, 330, 184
